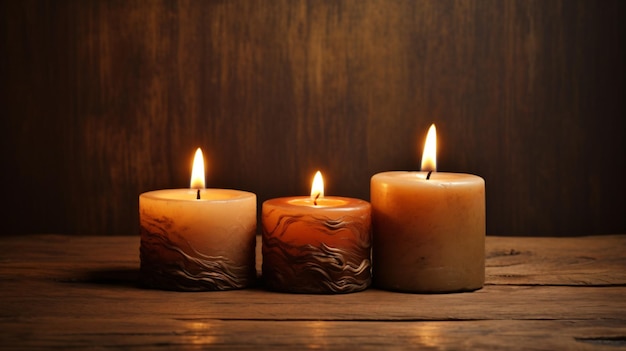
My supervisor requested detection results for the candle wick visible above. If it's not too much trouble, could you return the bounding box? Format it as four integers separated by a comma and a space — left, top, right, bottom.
196, 189, 201, 200
426, 171, 432, 180
314, 193, 320, 206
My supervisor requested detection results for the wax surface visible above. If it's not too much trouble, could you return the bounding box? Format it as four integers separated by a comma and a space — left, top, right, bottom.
139, 188, 256, 291
371, 171, 485, 293
262, 196, 372, 294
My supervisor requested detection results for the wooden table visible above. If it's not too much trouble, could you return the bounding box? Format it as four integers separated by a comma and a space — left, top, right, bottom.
1, 234, 625, 350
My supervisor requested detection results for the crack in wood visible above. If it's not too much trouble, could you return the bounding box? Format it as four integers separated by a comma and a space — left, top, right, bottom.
486, 249, 525, 258
575, 336, 626, 346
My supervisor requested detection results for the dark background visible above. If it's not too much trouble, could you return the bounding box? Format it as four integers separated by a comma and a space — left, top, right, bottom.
1, 0, 624, 236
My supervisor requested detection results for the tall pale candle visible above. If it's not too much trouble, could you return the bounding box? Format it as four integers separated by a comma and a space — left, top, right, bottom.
371, 125, 485, 293
139, 148, 256, 291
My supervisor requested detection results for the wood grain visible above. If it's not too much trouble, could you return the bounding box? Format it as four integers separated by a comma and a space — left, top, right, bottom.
486, 235, 626, 286
1, 0, 624, 236
1, 234, 625, 350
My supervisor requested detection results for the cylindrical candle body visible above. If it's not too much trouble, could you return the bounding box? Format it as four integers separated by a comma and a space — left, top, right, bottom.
371, 171, 485, 293
139, 189, 256, 291
262, 197, 372, 294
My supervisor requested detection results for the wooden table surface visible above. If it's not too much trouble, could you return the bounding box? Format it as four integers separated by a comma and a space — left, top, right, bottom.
1, 234, 625, 350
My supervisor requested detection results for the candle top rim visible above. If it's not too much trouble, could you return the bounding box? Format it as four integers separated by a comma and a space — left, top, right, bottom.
372, 171, 484, 184
140, 188, 256, 202
264, 196, 370, 210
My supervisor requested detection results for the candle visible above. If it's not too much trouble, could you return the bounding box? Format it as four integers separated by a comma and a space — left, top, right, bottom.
371, 124, 485, 293
262, 171, 372, 294
139, 148, 256, 291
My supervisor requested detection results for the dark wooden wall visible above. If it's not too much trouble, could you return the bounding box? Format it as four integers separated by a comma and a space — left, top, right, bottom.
1, 0, 624, 236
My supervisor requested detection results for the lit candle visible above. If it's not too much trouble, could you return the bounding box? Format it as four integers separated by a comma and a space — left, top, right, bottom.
262, 171, 372, 294
370, 124, 485, 293
139, 148, 257, 291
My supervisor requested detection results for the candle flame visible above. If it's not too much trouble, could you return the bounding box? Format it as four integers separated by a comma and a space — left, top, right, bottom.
190, 148, 205, 189
310, 171, 324, 203
420, 124, 437, 172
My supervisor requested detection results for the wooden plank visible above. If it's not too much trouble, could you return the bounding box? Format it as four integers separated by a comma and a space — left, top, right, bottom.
1, 234, 625, 285
0, 235, 625, 322
1, 235, 626, 349
1, 319, 625, 350
1, 280, 625, 322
